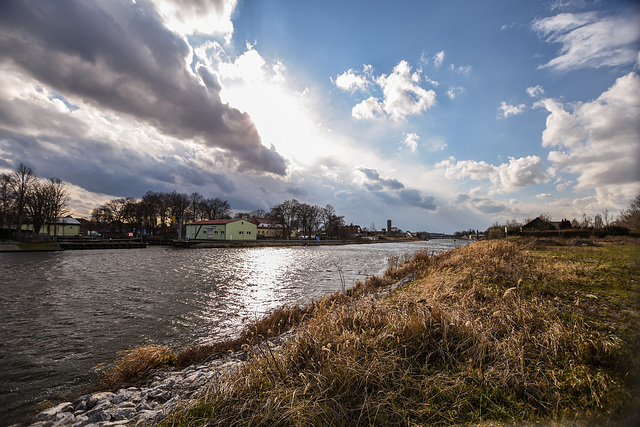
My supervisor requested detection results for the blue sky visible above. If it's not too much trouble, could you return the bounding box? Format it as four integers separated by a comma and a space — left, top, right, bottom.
0, 0, 638, 232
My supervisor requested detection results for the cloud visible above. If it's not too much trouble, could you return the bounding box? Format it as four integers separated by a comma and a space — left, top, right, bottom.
332, 66, 371, 92
439, 155, 548, 194
218, 44, 267, 83
537, 72, 640, 203
549, 0, 590, 11
401, 133, 420, 153
526, 85, 545, 98
376, 61, 437, 120
424, 136, 447, 152
498, 101, 527, 118
398, 189, 436, 210
433, 51, 445, 68
532, 12, 640, 71
536, 193, 552, 199
150, 0, 236, 39
342, 60, 436, 121
0, 0, 287, 176
447, 86, 465, 100
351, 167, 436, 212
352, 96, 384, 119
449, 64, 472, 74
454, 193, 507, 214
357, 167, 405, 191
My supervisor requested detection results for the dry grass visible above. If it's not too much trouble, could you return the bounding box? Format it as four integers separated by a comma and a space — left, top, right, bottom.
90, 239, 639, 425
90, 344, 176, 392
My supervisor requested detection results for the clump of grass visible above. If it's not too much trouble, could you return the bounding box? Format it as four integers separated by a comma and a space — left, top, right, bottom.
166, 239, 639, 426
90, 344, 176, 392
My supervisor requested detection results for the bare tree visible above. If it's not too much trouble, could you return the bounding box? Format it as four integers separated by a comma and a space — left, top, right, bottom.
188, 192, 204, 222
321, 204, 345, 239
27, 180, 49, 239
10, 163, 37, 241
615, 193, 640, 230
0, 173, 14, 230
269, 199, 300, 239
593, 213, 604, 229
201, 197, 231, 220
102, 198, 131, 237
45, 178, 69, 240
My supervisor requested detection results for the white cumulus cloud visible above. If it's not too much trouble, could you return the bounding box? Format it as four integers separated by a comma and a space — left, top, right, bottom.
498, 101, 527, 118
376, 61, 436, 121
340, 60, 436, 121
332, 67, 370, 92
401, 133, 420, 153
439, 155, 548, 194
352, 96, 384, 120
537, 72, 640, 204
526, 85, 545, 98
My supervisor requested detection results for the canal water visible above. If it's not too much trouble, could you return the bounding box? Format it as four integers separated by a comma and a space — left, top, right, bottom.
0, 240, 462, 425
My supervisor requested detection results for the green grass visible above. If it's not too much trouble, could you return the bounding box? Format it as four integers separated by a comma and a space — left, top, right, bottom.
97, 238, 639, 426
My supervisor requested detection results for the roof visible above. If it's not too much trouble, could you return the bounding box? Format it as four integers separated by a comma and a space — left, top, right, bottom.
188, 219, 245, 225
249, 217, 282, 227
57, 217, 81, 225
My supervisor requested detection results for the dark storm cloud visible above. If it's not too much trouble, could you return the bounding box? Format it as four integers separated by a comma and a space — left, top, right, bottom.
285, 186, 309, 198
369, 189, 436, 211
0, 128, 237, 199
357, 167, 405, 191
398, 189, 436, 210
0, 0, 287, 176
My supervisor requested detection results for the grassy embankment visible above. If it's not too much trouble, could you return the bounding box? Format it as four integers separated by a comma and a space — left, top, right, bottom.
96, 238, 640, 425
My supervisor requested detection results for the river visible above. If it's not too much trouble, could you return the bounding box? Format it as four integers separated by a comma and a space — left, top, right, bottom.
0, 240, 462, 425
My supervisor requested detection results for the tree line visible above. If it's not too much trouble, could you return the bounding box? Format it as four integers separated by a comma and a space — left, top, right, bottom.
1, 163, 70, 241
482, 193, 640, 238
260, 199, 346, 240
90, 191, 232, 236
92, 194, 347, 240
1, 163, 349, 240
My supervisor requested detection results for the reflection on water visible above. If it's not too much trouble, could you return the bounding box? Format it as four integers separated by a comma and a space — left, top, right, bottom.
0, 240, 463, 425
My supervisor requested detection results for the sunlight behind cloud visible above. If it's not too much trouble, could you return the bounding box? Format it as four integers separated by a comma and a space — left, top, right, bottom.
151, 0, 236, 39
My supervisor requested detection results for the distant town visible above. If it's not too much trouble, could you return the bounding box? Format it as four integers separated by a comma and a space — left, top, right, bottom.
2, 163, 639, 243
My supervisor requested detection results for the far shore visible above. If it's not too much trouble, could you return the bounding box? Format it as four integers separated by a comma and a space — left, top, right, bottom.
0, 236, 439, 252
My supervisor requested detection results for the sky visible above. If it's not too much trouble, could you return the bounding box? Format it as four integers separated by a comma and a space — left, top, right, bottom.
0, 0, 639, 233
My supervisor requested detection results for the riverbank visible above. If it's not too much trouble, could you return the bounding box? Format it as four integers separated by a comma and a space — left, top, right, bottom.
0, 236, 421, 252
25, 237, 640, 425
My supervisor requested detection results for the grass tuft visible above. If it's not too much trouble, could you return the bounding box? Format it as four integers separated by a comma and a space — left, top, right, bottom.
90, 344, 176, 392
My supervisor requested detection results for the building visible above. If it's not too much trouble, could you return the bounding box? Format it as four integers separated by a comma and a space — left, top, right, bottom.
55, 217, 81, 237
185, 219, 257, 241
342, 224, 362, 237
249, 217, 287, 239
21, 216, 81, 238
